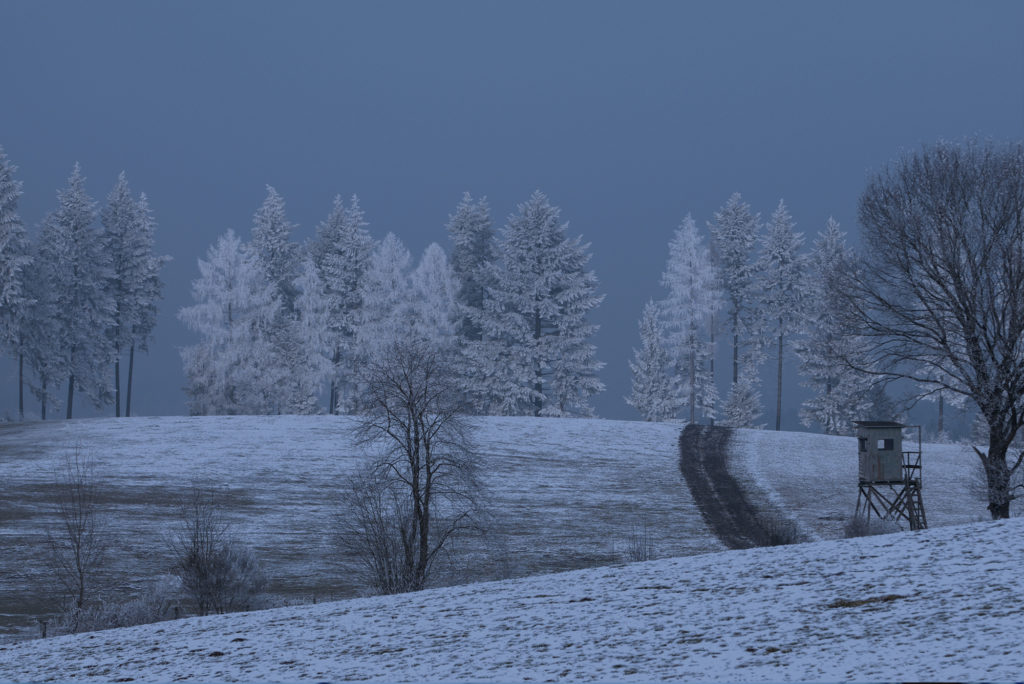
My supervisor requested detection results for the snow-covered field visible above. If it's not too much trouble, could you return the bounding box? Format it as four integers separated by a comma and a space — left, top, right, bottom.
0, 415, 717, 640
2, 516, 1021, 682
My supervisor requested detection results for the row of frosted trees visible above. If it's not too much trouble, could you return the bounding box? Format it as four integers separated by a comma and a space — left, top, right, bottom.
0, 147, 166, 419
179, 188, 605, 416
627, 192, 943, 434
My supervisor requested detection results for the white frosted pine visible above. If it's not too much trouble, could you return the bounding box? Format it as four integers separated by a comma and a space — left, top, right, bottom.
795, 218, 873, 435
38, 164, 116, 417
251, 185, 299, 308
721, 362, 763, 429
20, 238, 62, 418
0, 146, 29, 337
178, 229, 285, 415
626, 300, 678, 421
471, 191, 604, 417
756, 200, 809, 431
0, 146, 32, 418
310, 195, 374, 413
410, 242, 459, 346
659, 213, 723, 423
445, 193, 496, 341
355, 232, 413, 356
708, 192, 761, 387
100, 173, 169, 416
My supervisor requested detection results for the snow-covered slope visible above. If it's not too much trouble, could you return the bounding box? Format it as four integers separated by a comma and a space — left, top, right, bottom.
2, 517, 1021, 682
0, 416, 717, 639
729, 428, 990, 540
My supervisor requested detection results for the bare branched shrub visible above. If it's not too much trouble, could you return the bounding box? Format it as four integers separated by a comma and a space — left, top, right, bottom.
171, 487, 266, 616
625, 520, 656, 562
342, 339, 483, 594
46, 449, 108, 632
756, 512, 804, 546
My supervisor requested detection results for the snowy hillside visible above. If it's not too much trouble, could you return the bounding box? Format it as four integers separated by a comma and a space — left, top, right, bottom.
0, 415, 717, 640
2, 516, 1021, 682
729, 428, 992, 540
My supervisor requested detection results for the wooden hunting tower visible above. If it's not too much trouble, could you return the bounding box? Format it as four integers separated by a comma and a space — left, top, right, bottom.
853, 421, 927, 531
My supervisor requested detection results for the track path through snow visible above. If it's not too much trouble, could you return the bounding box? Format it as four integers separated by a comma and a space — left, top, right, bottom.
678, 425, 768, 548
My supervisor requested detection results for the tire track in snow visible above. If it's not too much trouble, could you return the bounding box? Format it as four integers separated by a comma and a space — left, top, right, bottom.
678, 424, 769, 549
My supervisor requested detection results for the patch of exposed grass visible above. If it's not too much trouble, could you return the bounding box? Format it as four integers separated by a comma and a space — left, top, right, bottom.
826, 593, 907, 609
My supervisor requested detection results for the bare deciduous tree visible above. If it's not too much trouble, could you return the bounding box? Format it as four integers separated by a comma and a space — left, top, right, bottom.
47, 449, 108, 631
171, 487, 266, 615
342, 339, 482, 593
835, 140, 1024, 519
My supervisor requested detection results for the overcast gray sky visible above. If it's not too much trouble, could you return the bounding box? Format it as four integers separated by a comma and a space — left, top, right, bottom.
2, 0, 1023, 425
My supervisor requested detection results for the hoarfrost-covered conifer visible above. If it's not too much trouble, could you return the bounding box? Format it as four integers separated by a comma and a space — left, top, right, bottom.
471, 191, 604, 416
721, 363, 763, 428
39, 164, 115, 418
0, 146, 31, 418
310, 195, 374, 413
410, 242, 459, 346
100, 173, 168, 417
795, 218, 872, 435
356, 232, 412, 355
251, 186, 299, 309
756, 200, 809, 431
708, 192, 760, 386
660, 214, 722, 423
20, 241, 62, 418
445, 193, 496, 341
626, 300, 677, 421
178, 230, 284, 415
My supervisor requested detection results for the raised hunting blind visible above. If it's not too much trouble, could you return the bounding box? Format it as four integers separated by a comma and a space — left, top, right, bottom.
853, 421, 927, 531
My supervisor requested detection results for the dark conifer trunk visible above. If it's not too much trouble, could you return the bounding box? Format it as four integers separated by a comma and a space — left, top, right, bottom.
114, 353, 121, 418
126, 344, 135, 417
708, 314, 715, 426
66, 374, 74, 420
41, 377, 47, 420
776, 325, 784, 431
18, 351, 24, 421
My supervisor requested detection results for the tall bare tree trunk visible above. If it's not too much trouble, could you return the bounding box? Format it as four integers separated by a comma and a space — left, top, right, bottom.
66, 374, 75, 420
708, 313, 715, 426
776, 325, 784, 431
18, 350, 24, 421
533, 310, 543, 416
41, 377, 47, 420
937, 394, 944, 435
126, 344, 135, 417
114, 350, 121, 418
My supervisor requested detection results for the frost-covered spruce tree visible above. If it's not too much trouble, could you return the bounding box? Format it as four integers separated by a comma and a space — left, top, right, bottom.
178, 229, 284, 415
756, 200, 809, 431
660, 213, 722, 424
410, 242, 459, 346
473, 191, 604, 416
100, 174, 168, 417
445, 193, 496, 342
0, 146, 31, 419
795, 218, 872, 435
250, 186, 315, 412
39, 165, 116, 418
310, 195, 374, 414
355, 232, 413, 357
251, 186, 300, 309
626, 300, 677, 421
721, 362, 763, 428
20, 240, 62, 418
708, 193, 760, 387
